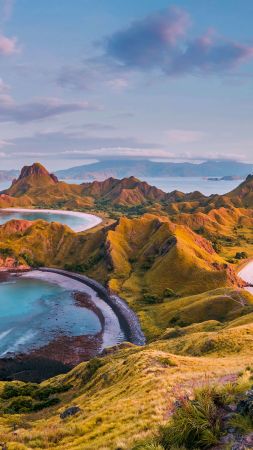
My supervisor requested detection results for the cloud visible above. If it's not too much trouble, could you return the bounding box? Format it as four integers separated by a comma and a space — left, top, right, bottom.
165, 129, 205, 144
0, 95, 98, 123
0, 34, 18, 55
103, 7, 253, 75
105, 7, 189, 70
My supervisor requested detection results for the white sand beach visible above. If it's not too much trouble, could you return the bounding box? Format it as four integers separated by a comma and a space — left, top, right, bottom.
0, 208, 102, 232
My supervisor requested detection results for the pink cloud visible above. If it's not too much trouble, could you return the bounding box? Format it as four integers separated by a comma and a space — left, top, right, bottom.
0, 34, 18, 56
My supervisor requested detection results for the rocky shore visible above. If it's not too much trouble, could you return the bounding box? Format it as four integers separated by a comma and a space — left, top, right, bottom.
39, 267, 146, 346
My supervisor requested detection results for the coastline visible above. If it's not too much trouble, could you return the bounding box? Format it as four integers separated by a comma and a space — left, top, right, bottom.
38, 267, 146, 346
0, 207, 102, 232
0, 279, 107, 381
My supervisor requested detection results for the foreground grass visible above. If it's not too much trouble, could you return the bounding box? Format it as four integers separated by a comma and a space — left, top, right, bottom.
133, 371, 253, 449
1, 343, 253, 449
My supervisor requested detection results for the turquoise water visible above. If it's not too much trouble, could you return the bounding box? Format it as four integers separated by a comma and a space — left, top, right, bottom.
0, 276, 101, 357
0, 210, 100, 232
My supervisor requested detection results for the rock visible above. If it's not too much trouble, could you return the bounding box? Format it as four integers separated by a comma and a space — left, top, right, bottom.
244, 432, 253, 445
236, 390, 253, 418
60, 406, 81, 419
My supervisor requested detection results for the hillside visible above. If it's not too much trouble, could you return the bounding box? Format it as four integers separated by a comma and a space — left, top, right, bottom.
55, 159, 253, 180
226, 174, 253, 207
1, 332, 253, 449
0, 214, 246, 339
2, 162, 253, 213
1, 163, 168, 208
0, 162, 253, 449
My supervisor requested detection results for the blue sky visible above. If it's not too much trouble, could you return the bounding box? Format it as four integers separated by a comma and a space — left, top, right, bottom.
0, 0, 252, 169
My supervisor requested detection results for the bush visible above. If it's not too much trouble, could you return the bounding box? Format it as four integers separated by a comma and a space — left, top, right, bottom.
163, 288, 177, 298
33, 384, 72, 401
4, 396, 34, 413
157, 356, 177, 367
143, 294, 163, 304
235, 252, 248, 260
132, 442, 165, 450
1, 382, 37, 399
159, 388, 221, 449
1, 382, 72, 401
32, 397, 60, 411
0, 247, 14, 257
1, 382, 72, 414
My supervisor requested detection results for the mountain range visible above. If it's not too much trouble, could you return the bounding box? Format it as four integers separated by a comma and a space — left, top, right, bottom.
55, 159, 253, 180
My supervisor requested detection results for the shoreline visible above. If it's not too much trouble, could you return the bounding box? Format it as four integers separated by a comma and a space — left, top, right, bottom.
0, 207, 102, 232
37, 267, 146, 346
38, 267, 146, 346
0, 269, 145, 381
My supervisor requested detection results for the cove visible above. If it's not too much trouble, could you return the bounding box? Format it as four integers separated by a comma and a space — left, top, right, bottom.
0, 208, 102, 232
0, 271, 125, 381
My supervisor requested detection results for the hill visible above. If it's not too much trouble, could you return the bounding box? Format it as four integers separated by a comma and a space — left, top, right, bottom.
226, 174, 253, 207
1, 163, 168, 208
55, 159, 253, 180
1, 163, 253, 448
0, 214, 245, 339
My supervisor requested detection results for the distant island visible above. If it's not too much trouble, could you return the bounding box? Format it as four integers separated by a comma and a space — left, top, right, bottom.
55, 159, 253, 180
0, 160, 252, 183
207, 175, 244, 181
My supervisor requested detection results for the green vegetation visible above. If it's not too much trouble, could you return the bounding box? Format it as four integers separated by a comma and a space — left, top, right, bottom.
0, 164, 253, 448
0, 382, 72, 414
133, 375, 253, 450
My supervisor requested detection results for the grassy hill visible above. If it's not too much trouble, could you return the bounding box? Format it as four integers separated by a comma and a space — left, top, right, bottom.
1, 162, 253, 449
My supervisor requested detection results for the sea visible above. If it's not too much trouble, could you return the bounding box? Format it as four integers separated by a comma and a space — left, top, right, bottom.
0, 177, 242, 197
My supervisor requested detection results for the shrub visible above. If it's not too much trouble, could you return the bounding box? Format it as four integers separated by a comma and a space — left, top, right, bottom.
132, 442, 165, 450
235, 252, 248, 260
157, 356, 177, 368
33, 384, 72, 401
229, 414, 253, 434
143, 294, 163, 304
159, 388, 221, 449
1, 382, 37, 399
4, 396, 34, 413
163, 288, 177, 298
0, 247, 14, 257
32, 397, 60, 411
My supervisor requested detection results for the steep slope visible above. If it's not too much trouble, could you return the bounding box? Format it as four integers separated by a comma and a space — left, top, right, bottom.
5, 162, 59, 197
1, 338, 253, 449
1, 163, 168, 208
225, 174, 253, 207
81, 176, 167, 206
0, 214, 244, 338
106, 214, 242, 298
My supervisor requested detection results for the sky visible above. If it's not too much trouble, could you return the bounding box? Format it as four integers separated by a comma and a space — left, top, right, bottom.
0, 0, 253, 170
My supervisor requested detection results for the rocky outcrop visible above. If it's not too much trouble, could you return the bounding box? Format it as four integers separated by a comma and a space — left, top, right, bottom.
16, 163, 58, 184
